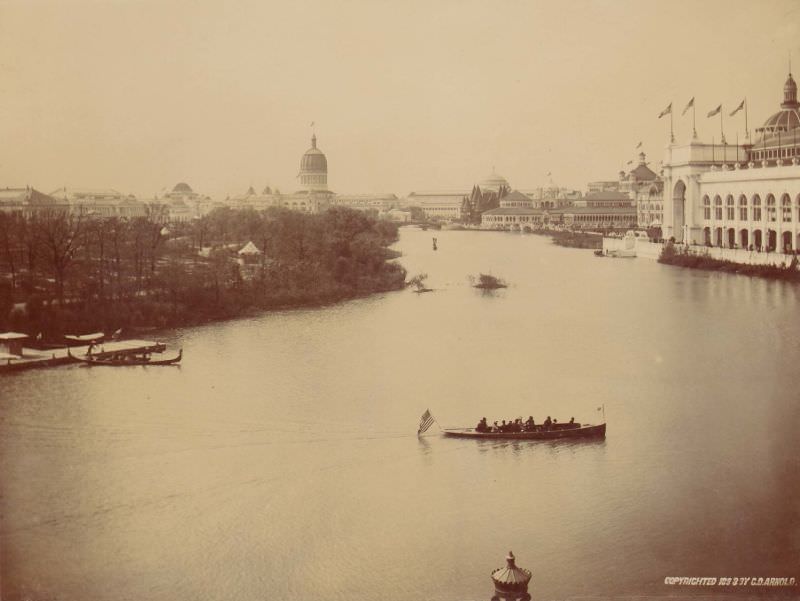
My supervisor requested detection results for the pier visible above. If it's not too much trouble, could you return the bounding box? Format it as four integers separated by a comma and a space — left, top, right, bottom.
0, 337, 167, 373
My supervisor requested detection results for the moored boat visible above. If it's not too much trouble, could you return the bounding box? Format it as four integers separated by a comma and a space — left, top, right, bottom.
68, 348, 182, 366
442, 422, 606, 440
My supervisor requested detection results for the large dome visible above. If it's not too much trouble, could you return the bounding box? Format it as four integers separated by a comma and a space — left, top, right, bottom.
299, 134, 328, 173
757, 73, 800, 135
758, 108, 800, 134
172, 182, 193, 193
478, 169, 510, 193
298, 134, 328, 192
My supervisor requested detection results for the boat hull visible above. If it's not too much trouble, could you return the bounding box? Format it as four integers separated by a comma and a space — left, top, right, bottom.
443, 423, 606, 440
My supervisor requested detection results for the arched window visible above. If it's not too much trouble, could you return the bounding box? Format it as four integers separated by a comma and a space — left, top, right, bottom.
703, 195, 711, 220
766, 194, 777, 222
752, 195, 762, 221
726, 195, 735, 220
739, 195, 748, 221
781, 193, 792, 222
714, 195, 723, 220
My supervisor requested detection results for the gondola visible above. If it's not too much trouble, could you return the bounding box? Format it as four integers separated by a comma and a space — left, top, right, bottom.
68, 348, 182, 366
442, 422, 606, 440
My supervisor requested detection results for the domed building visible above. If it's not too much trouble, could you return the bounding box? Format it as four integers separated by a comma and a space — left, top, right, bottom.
172, 182, 193, 194
478, 169, 511, 194
661, 69, 800, 255
755, 73, 800, 136
298, 134, 328, 192
747, 71, 800, 165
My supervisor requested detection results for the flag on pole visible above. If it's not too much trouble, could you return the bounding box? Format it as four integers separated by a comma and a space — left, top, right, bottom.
681, 97, 695, 116
658, 103, 672, 118
707, 105, 722, 118
635, 141, 642, 149
418, 409, 436, 435
729, 100, 745, 116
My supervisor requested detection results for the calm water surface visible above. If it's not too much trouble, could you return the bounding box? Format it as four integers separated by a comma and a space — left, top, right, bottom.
1, 228, 799, 601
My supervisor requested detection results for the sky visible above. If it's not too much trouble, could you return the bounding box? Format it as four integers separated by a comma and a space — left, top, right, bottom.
0, 0, 799, 198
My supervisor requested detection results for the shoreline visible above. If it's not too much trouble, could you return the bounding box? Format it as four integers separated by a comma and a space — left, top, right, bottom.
658, 243, 800, 282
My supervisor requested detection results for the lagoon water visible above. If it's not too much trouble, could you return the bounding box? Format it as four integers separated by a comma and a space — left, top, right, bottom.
1, 228, 799, 601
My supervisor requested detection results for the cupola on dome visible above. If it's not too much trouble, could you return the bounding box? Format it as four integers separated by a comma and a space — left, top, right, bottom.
757, 73, 800, 136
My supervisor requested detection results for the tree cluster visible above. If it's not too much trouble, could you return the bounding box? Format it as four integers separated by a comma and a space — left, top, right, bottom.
0, 206, 406, 338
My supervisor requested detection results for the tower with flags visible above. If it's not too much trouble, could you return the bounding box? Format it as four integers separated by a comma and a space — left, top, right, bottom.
661, 69, 800, 254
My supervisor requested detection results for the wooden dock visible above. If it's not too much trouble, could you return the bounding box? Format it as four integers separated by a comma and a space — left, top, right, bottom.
0, 340, 167, 373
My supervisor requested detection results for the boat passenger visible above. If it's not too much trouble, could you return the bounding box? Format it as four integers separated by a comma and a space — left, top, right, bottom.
499, 420, 507, 432
476, 417, 489, 433
492, 421, 499, 432
544, 416, 552, 430
569, 417, 575, 424
525, 416, 535, 431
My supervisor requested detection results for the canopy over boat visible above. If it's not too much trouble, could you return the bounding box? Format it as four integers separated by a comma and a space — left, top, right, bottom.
64, 332, 104, 343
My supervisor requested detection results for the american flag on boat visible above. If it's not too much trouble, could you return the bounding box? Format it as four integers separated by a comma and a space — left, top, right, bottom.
418, 409, 436, 435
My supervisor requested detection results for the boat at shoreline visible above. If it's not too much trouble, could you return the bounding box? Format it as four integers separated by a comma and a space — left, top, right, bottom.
68, 348, 182, 366
442, 422, 606, 440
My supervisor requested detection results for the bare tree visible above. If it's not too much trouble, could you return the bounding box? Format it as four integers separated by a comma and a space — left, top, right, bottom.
34, 209, 84, 306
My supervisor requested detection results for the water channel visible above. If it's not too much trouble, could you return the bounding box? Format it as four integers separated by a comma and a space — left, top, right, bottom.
1, 227, 798, 600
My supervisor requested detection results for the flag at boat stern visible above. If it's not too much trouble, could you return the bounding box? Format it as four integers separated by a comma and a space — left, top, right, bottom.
418, 409, 436, 435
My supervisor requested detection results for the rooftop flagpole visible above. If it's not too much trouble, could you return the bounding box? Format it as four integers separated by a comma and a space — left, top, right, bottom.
658, 102, 674, 143
670, 109, 675, 143
745, 98, 749, 140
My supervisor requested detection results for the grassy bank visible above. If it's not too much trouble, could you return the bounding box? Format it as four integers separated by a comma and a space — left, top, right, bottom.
533, 229, 603, 249
658, 243, 800, 282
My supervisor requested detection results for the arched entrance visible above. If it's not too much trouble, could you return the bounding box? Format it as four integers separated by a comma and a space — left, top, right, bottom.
727, 228, 736, 248
754, 229, 763, 250
782, 231, 792, 253
703, 227, 711, 246
767, 229, 777, 252
740, 229, 749, 249
673, 180, 686, 242
715, 227, 723, 247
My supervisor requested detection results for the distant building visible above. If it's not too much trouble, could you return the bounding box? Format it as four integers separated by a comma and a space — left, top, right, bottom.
407, 170, 511, 222
406, 190, 471, 221
330, 193, 399, 213
617, 152, 664, 230
49, 187, 148, 218
563, 191, 638, 229
480, 189, 542, 228
481, 188, 637, 230
588, 180, 620, 193
161, 182, 216, 219
0, 187, 65, 215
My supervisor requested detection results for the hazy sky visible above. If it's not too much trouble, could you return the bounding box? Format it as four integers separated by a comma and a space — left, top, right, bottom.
1, 0, 798, 198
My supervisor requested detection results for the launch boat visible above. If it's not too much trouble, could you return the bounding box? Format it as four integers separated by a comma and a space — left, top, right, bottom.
442, 422, 606, 440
